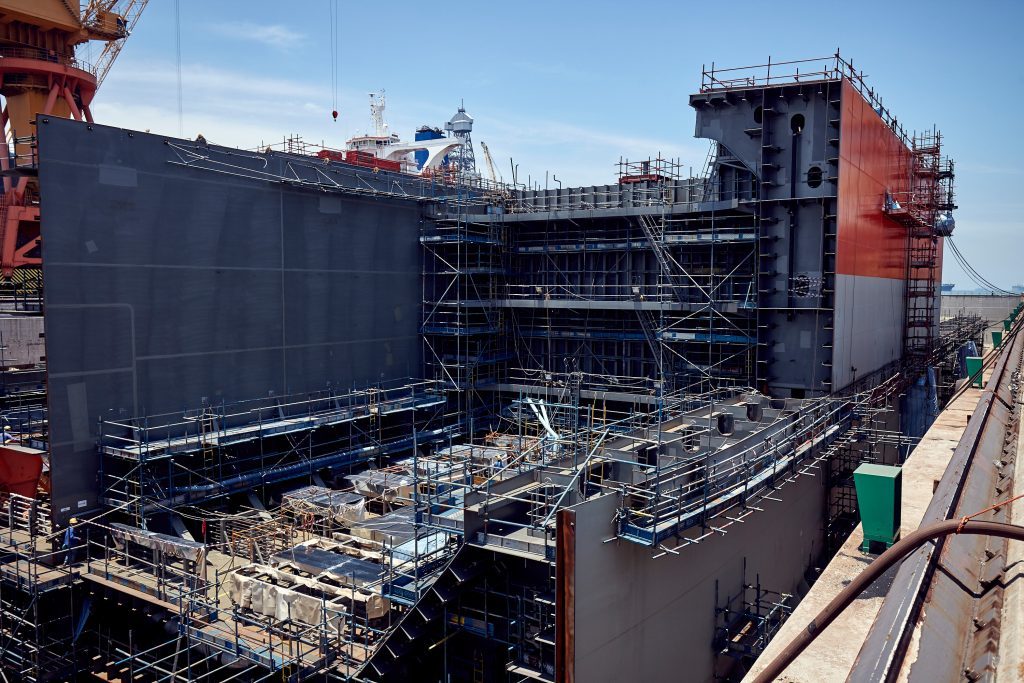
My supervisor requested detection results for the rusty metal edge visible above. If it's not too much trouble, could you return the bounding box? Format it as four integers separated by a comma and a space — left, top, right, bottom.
848, 323, 1023, 683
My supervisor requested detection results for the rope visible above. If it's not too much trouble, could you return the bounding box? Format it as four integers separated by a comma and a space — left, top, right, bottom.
957, 491, 1024, 534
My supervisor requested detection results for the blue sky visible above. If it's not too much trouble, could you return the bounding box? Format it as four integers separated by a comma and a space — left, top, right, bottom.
89, 0, 1023, 288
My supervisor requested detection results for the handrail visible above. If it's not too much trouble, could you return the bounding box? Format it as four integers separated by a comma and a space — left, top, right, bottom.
699, 51, 916, 149
0, 46, 94, 74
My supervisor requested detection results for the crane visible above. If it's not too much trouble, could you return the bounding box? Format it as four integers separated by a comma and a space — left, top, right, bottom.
0, 1, 149, 126
83, 0, 150, 87
479, 140, 499, 183
0, 0, 149, 276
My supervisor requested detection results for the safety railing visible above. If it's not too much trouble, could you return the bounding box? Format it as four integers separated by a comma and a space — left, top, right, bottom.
99, 378, 446, 458
616, 396, 852, 546
0, 46, 94, 74
0, 493, 50, 539
700, 52, 915, 148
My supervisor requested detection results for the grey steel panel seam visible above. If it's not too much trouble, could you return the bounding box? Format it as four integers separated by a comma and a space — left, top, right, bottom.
42, 157, 425, 207
281, 189, 287, 398
47, 367, 134, 379
46, 262, 415, 275
131, 336, 420, 361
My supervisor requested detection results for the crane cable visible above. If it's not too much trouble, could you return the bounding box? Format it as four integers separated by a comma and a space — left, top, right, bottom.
329, 0, 338, 121
174, 0, 183, 137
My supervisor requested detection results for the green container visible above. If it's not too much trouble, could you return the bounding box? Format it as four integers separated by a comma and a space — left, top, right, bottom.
993, 330, 1003, 348
967, 356, 984, 387
854, 463, 902, 553
1004, 319, 1012, 332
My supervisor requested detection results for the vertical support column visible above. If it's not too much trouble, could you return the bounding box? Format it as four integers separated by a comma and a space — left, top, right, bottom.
555, 508, 575, 683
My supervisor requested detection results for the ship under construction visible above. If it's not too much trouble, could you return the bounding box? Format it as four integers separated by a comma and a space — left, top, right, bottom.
0, 2, 1012, 682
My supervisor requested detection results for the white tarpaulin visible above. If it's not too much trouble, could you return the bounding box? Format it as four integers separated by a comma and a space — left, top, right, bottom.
281, 486, 367, 524
224, 567, 345, 629
223, 562, 391, 626
110, 523, 205, 563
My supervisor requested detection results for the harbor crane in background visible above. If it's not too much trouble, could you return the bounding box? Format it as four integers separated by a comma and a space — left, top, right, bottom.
0, 0, 148, 277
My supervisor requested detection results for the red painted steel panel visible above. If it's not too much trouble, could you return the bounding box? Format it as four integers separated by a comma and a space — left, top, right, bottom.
0, 444, 44, 498
836, 79, 912, 280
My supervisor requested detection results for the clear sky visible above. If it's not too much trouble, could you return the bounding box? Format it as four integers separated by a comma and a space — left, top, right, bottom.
88, 0, 1023, 289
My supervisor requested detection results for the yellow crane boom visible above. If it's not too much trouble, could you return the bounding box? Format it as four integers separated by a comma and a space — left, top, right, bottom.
479, 140, 499, 183
83, 0, 149, 87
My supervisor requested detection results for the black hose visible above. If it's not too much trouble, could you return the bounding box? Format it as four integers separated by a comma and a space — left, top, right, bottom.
751, 519, 1024, 683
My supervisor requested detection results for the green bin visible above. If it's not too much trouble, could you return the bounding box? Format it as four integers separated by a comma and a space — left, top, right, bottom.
993, 330, 1003, 348
854, 463, 902, 553
966, 356, 984, 387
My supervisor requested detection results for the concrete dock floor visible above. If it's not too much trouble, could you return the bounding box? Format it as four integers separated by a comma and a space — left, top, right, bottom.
743, 375, 986, 682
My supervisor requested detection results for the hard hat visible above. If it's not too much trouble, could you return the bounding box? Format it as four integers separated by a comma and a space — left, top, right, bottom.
69, 517, 78, 524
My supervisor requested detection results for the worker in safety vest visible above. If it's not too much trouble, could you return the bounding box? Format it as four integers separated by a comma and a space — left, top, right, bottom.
62, 517, 80, 565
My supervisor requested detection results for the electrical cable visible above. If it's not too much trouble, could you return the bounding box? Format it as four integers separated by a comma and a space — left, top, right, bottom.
949, 242, 1006, 294
950, 239, 1010, 294
946, 243, 989, 292
947, 238, 1014, 295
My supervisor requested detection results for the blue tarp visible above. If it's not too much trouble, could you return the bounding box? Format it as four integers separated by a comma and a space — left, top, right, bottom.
900, 367, 939, 461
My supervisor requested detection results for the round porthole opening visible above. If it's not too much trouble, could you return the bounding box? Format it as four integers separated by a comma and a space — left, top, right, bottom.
807, 166, 823, 188
791, 113, 805, 134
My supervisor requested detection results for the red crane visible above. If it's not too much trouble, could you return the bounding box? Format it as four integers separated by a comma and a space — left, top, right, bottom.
0, 0, 147, 277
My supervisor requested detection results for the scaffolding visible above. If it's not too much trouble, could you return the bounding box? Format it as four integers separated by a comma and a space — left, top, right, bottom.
885, 129, 956, 369
422, 155, 761, 413
714, 560, 795, 669
0, 481, 455, 682
405, 385, 849, 554
0, 494, 79, 682
420, 193, 507, 433
73, 523, 389, 681
98, 379, 453, 527
0, 49, 981, 682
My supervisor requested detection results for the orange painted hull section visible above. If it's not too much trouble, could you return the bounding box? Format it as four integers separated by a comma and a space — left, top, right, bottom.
837, 79, 912, 280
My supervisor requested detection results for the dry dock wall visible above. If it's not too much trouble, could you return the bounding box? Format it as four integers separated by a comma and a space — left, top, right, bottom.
0, 315, 44, 365
940, 294, 1018, 324
570, 472, 825, 682
37, 118, 423, 523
